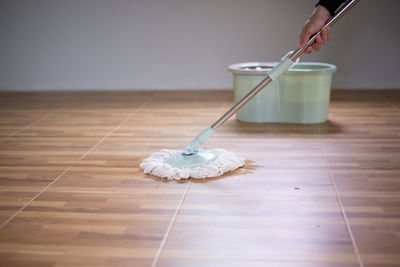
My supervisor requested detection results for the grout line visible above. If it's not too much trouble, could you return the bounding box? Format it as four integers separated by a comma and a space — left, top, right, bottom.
0, 165, 73, 229
78, 113, 135, 160
314, 125, 364, 267
384, 93, 400, 113
79, 92, 158, 160
389, 102, 399, 113
0, 111, 55, 144
151, 181, 191, 267
0, 92, 158, 229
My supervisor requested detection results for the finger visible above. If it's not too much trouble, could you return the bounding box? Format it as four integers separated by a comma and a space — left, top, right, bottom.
313, 35, 323, 51
299, 33, 308, 48
321, 27, 328, 44
299, 26, 313, 48
305, 46, 313, 54
327, 27, 331, 42
298, 30, 306, 48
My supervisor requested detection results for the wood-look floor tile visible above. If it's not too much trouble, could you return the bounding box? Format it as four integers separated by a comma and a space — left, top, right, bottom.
316, 121, 400, 139
186, 167, 334, 196
0, 110, 51, 138
0, 153, 79, 225
0, 92, 67, 109
0, 112, 134, 154
342, 196, 400, 266
15, 110, 134, 137
159, 192, 357, 264
60, 91, 155, 109
317, 93, 400, 139
329, 90, 391, 108
0, 91, 155, 110
93, 120, 320, 158
146, 90, 228, 108
325, 169, 400, 266
316, 108, 400, 139
0, 154, 188, 266
0, 137, 101, 154
318, 138, 400, 155
218, 119, 317, 137
157, 258, 359, 267
315, 92, 400, 267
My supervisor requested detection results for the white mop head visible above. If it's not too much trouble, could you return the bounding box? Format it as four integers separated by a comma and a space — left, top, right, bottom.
140, 149, 245, 180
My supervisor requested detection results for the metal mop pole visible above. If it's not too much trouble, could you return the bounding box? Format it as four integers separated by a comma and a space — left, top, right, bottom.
211, 0, 360, 130
185, 0, 360, 154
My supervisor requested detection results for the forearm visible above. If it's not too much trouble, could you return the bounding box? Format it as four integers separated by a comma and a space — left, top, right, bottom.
310, 5, 331, 24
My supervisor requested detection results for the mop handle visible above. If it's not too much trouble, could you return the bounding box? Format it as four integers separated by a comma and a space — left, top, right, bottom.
210, 0, 360, 130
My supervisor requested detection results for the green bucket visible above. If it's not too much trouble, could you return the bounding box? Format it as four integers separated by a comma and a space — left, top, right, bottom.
228, 62, 337, 124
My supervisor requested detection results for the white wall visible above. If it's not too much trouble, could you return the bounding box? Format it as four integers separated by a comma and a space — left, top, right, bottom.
0, 0, 399, 91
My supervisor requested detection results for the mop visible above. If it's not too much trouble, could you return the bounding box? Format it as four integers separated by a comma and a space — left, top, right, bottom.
140, 0, 359, 180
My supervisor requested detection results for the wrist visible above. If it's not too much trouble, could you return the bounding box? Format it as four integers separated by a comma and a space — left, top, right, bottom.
314, 5, 331, 21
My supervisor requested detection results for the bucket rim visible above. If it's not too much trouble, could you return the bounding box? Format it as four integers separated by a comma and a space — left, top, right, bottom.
228, 61, 337, 75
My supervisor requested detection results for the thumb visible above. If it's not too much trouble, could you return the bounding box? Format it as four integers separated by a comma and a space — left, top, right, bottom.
298, 28, 312, 49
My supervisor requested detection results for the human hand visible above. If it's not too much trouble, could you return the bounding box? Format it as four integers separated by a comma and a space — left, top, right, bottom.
298, 5, 332, 54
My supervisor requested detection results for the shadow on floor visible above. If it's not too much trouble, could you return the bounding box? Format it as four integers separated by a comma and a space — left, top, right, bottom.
220, 119, 343, 136
314, 120, 343, 135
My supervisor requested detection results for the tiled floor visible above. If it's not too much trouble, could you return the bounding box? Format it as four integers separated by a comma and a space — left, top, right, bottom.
0, 90, 399, 267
